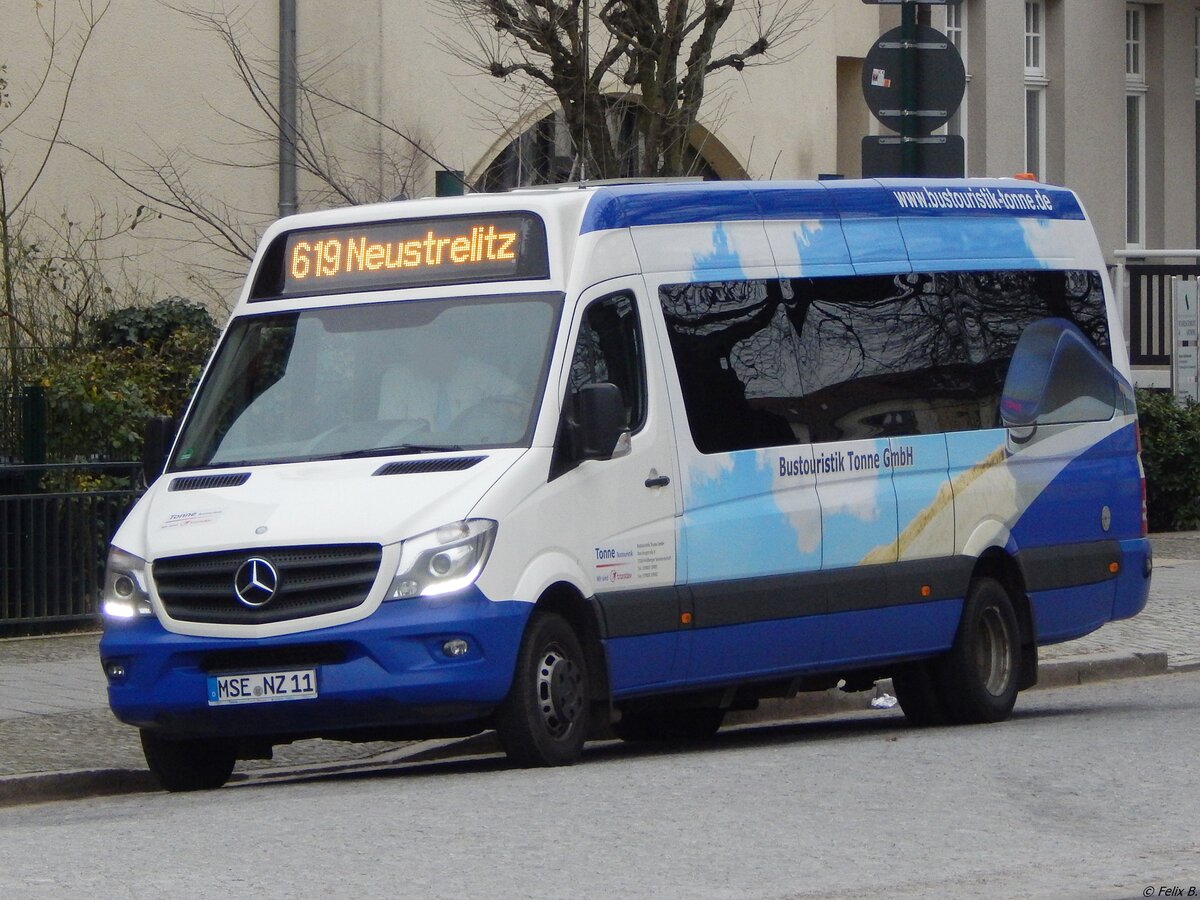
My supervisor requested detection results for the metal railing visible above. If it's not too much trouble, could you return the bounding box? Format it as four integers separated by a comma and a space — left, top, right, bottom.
1114, 250, 1200, 370
1, 464, 141, 634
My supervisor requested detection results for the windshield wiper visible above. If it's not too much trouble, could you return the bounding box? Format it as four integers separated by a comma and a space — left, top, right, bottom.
323, 443, 464, 460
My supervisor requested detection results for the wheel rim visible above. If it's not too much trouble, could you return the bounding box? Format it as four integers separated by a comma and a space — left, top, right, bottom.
535, 643, 584, 739
975, 604, 1014, 696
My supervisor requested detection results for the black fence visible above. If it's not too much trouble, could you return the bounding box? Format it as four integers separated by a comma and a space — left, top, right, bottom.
2, 384, 78, 468
1, 464, 141, 635
0, 374, 149, 633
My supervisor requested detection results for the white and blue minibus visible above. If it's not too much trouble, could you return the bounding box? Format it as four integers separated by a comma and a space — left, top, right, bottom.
99, 178, 1152, 790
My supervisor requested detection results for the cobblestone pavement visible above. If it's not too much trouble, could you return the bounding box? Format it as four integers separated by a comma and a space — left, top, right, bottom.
1, 533, 1196, 781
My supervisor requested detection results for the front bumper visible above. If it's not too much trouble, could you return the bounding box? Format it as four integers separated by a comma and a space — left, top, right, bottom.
99, 588, 532, 741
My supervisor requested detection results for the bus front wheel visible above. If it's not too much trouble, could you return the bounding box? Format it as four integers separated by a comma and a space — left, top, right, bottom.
495, 611, 590, 767
140, 730, 236, 792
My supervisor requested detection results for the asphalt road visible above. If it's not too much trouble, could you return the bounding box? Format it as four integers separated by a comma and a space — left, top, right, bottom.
3, 670, 1198, 899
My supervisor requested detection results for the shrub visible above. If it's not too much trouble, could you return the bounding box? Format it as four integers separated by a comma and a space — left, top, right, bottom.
1136, 388, 1200, 532
87, 296, 218, 352
32, 299, 218, 488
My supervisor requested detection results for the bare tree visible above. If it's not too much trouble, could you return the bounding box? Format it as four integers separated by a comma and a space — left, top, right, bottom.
0, 0, 114, 383
71, 4, 455, 282
439, 0, 816, 181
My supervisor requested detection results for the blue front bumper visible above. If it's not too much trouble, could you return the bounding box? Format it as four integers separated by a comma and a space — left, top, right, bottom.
99, 589, 532, 740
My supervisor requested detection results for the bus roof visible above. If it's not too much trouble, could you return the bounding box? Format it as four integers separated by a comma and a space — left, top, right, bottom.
578, 178, 1085, 233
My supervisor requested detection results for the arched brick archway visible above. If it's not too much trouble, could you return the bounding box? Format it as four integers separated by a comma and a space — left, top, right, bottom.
470, 101, 748, 190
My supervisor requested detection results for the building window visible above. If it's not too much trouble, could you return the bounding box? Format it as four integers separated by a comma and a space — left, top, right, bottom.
1127, 5, 1144, 78
1024, 1, 1048, 179
1025, 1, 1042, 71
1126, 3, 1147, 246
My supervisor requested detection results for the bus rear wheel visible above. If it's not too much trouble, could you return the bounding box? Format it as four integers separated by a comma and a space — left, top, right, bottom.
936, 576, 1021, 724
891, 660, 950, 727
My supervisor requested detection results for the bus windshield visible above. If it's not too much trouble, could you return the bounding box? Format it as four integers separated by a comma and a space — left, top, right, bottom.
170, 292, 563, 470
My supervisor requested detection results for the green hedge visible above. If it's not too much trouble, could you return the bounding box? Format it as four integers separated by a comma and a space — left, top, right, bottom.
1136, 388, 1200, 532
32, 298, 218, 489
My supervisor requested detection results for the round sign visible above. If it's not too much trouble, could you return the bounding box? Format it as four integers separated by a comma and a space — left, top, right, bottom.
861, 24, 966, 136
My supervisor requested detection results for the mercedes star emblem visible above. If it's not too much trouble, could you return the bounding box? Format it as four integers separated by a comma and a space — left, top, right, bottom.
234, 557, 279, 608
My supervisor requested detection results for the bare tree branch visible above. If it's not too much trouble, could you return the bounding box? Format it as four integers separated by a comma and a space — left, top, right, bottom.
439, 0, 816, 181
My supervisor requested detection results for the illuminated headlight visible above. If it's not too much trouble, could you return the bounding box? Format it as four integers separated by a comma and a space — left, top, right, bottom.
101, 547, 153, 619
387, 520, 497, 600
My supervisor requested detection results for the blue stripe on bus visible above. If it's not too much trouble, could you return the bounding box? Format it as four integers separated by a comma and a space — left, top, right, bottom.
579, 180, 1087, 235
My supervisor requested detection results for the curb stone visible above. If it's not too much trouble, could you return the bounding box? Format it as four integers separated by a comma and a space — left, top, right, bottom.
0, 769, 159, 809
0, 651, 1181, 809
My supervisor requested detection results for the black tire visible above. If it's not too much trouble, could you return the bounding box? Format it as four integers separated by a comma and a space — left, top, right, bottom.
936, 577, 1022, 724
611, 707, 725, 743
140, 730, 236, 792
495, 612, 591, 767
891, 660, 951, 727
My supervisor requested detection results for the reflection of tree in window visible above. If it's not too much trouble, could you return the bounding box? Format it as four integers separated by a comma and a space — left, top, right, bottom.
792, 274, 970, 441
956, 270, 1109, 366
659, 269, 1110, 454
217, 319, 298, 441
660, 280, 795, 452
569, 294, 646, 430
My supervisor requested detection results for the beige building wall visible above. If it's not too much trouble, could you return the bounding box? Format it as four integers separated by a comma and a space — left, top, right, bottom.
1059, 1, 1129, 256
3, 0, 1198, 311
1156, 0, 1198, 250
3, 2, 278, 304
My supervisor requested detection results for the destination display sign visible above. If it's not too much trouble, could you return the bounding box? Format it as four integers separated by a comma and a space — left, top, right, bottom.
265, 212, 549, 297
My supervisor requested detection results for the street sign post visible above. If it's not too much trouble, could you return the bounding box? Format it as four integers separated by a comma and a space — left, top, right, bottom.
859, 1, 965, 177
861, 24, 965, 136
862, 134, 964, 178
1173, 278, 1199, 402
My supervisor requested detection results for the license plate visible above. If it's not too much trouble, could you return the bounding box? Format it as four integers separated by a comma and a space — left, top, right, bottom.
207, 669, 318, 706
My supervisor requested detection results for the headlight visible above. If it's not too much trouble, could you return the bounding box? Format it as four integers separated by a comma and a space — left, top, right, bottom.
101, 547, 153, 618
387, 519, 497, 600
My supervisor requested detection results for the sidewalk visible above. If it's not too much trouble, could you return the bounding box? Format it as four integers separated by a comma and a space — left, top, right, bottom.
2, 532, 1197, 804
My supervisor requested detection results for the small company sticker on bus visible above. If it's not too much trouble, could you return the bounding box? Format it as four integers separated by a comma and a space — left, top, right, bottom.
160, 509, 223, 530
594, 545, 635, 585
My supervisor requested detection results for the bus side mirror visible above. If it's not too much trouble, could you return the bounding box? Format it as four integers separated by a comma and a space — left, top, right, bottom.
574, 383, 630, 460
142, 416, 174, 486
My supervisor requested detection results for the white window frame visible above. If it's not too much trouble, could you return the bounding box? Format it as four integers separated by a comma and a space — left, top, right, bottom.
1024, 1, 1048, 178
1126, 3, 1148, 247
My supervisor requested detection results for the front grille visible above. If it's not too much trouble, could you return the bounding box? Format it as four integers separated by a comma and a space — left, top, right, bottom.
153, 544, 382, 624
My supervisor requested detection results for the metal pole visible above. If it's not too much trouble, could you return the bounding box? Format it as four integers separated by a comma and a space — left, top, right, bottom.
580, 0, 589, 181
900, 1, 918, 176
278, 0, 299, 217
